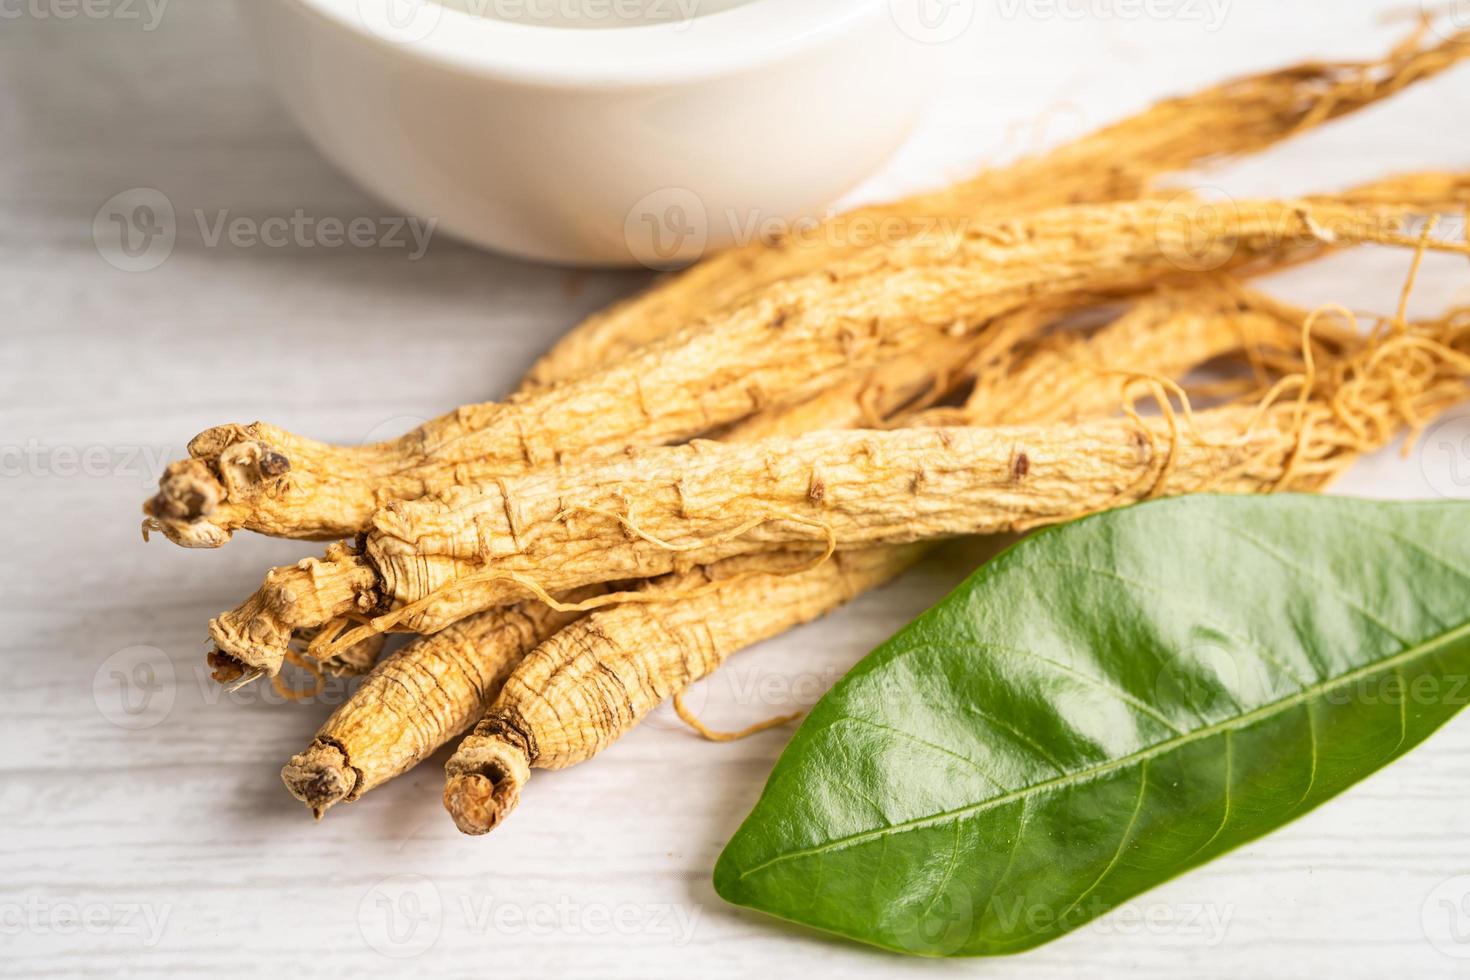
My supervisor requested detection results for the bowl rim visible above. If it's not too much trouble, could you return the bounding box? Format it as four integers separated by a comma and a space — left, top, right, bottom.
285, 0, 895, 88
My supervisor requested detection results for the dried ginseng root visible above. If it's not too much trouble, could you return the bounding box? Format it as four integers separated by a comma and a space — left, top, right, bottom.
147, 191, 1464, 549
434, 287, 1381, 835
935, 279, 1360, 427
143, 28, 1470, 550
442, 548, 925, 835
275, 281, 1304, 811
279, 586, 605, 818
216, 303, 1468, 682
1336, 170, 1470, 210
517, 26, 1470, 388
272, 303, 1075, 811
273, 306, 1067, 805
391, 391, 1456, 596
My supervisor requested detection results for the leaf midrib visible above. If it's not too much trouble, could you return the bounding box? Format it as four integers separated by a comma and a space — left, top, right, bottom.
732, 617, 1470, 882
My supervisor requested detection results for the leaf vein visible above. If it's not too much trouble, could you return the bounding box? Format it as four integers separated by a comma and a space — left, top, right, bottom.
1055, 761, 1149, 925
1213, 520, 1412, 645
972, 641, 1187, 737
1030, 558, 1314, 689
1334, 513, 1470, 585
919, 821, 964, 918
1179, 729, 1233, 867
1291, 698, 1319, 810
824, 716, 1011, 794
960, 702, 1068, 775
732, 619, 1470, 881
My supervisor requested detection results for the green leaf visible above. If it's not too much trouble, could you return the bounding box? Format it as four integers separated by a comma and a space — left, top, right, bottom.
714, 495, 1470, 957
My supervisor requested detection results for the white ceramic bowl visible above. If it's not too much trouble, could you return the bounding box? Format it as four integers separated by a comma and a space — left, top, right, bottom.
237, 0, 949, 267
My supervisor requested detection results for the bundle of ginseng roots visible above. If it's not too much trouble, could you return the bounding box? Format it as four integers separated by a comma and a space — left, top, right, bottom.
141, 28, 1470, 834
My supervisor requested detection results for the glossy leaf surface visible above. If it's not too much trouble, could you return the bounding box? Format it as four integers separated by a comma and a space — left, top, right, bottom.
715, 495, 1470, 956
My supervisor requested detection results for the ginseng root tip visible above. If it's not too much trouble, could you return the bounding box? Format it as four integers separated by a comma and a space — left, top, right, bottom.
443, 772, 523, 836
444, 738, 530, 836
281, 742, 356, 818
206, 649, 249, 685
141, 458, 235, 547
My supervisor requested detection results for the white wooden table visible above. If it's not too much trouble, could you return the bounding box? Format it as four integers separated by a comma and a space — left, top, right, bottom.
4, 2, 1470, 976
